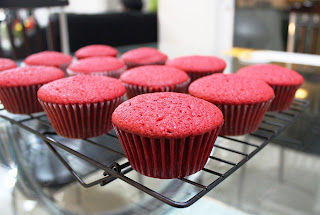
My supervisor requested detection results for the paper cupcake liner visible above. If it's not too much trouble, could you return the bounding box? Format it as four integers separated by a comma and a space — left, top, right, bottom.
125, 60, 166, 69
216, 100, 272, 136
187, 69, 224, 82
123, 78, 190, 99
59, 62, 71, 75
39, 96, 124, 139
113, 125, 222, 179
0, 85, 43, 114
268, 85, 300, 112
76, 53, 118, 60
67, 66, 126, 79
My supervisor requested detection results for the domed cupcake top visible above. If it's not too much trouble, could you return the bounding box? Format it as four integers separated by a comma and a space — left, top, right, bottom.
112, 92, 223, 138
166, 55, 226, 73
0, 66, 64, 87
24, 51, 72, 67
0, 58, 17, 71
75, 44, 118, 59
121, 47, 168, 64
120, 65, 189, 87
189, 74, 274, 105
237, 64, 304, 86
68, 57, 125, 73
38, 75, 126, 104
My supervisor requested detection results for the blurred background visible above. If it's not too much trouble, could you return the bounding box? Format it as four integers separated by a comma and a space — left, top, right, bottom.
0, 0, 319, 59
0, 0, 320, 215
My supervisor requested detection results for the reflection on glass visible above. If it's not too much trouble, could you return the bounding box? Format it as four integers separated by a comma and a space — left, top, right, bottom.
295, 88, 308, 99
5, 167, 17, 188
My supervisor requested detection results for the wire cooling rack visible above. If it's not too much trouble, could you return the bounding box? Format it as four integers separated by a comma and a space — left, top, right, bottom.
0, 99, 309, 208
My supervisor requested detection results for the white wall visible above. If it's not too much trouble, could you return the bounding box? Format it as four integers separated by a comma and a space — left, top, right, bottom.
158, 0, 235, 58
66, 0, 109, 14
65, 0, 150, 14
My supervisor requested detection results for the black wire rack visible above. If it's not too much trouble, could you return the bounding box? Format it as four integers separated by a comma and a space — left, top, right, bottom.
0, 99, 309, 208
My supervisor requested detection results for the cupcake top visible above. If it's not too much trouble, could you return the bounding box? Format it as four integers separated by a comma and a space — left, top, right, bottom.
75, 44, 118, 59
0, 58, 17, 71
24, 51, 72, 67
38, 75, 126, 104
237, 64, 304, 86
166, 55, 226, 73
120, 65, 189, 87
112, 92, 223, 138
189, 74, 274, 105
68, 57, 125, 74
121, 47, 168, 64
0, 66, 64, 87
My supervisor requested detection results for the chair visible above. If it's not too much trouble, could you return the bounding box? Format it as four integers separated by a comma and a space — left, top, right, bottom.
286, 1, 320, 54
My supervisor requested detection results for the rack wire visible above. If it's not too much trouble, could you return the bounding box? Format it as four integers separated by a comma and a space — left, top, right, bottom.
0, 99, 309, 208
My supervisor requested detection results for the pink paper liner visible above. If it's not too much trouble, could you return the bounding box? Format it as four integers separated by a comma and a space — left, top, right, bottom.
67, 66, 126, 79
268, 85, 300, 112
216, 100, 272, 136
123, 78, 191, 99
124, 60, 166, 69
187, 69, 224, 82
39, 96, 124, 139
113, 125, 222, 179
0, 84, 43, 114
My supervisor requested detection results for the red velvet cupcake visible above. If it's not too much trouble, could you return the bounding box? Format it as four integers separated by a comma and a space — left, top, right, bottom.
166, 55, 226, 82
189, 74, 274, 136
0, 58, 17, 71
237, 64, 304, 112
38, 75, 126, 139
0, 66, 64, 114
75, 44, 118, 59
112, 92, 223, 179
67, 57, 126, 78
24, 51, 73, 73
120, 65, 190, 98
120, 47, 168, 69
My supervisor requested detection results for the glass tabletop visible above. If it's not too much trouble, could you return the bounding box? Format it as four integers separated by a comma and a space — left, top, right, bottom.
0, 44, 319, 215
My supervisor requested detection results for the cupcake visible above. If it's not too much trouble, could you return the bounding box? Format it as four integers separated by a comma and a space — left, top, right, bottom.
38, 75, 126, 139
166, 55, 226, 82
75, 44, 118, 59
0, 66, 64, 114
0, 58, 17, 71
24, 51, 73, 73
67, 57, 126, 78
120, 65, 190, 99
237, 64, 304, 112
189, 74, 274, 136
112, 92, 223, 179
120, 47, 168, 69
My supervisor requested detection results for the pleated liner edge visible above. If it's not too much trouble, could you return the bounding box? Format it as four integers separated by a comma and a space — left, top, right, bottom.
216, 99, 272, 136
66, 67, 126, 79
113, 125, 222, 179
123, 78, 190, 99
0, 84, 43, 114
187, 69, 224, 82
39, 96, 124, 139
124, 60, 166, 70
269, 85, 300, 112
